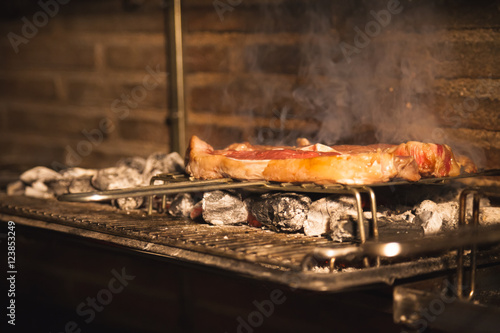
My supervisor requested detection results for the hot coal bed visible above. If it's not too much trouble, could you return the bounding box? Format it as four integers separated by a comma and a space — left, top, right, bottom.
1, 0, 500, 333
3, 159, 500, 332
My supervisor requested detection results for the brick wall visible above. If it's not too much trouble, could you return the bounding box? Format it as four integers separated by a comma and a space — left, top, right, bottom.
0, 0, 168, 172
182, 0, 500, 169
0, 0, 499, 175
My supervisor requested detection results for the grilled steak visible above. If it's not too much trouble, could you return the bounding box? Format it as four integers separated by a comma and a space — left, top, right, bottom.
186, 136, 477, 185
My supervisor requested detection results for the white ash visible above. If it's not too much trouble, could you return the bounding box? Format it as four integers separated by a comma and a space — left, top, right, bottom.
92, 166, 144, 210
116, 157, 146, 174
19, 166, 62, 184
169, 193, 195, 218
112, 197, 144, 211
6, 180, 25, 196
142, 152, 184, 183
59, 167, 97, 179
7, 151, 185, 212
249, 193, 311, 232
24, 180, 53, 199
68, 177, 95, 194
395, 210, 416, 223
45, 178, 72, 196
480, 207, 500, 225
304, 198, 332, 236
304, 196, 362, 240
414, 200, 459, 234
202, 191, 248, 226
92, 166, 143, 191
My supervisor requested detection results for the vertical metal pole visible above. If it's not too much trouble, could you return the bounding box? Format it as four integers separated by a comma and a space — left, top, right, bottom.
165, 0, 186, 155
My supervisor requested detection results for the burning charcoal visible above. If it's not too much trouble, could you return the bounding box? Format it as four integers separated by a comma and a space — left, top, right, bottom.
45, 178, 72, 196
113, 197, 144, 211
480, 207, 500, 225
92, 166, 143, 190
92, 166, 145, 210
202, 191, 248, 226
68, 177, 95, 194
414, 200, 458, 234
24, 180, 54, 199
142, 152, 185, 183
6, 180, 25, 196
304, 197, 358, 237
249, 193, 311, 232
393, 210, 416, 224
247, 212, 262, 228
304, 198, 333, 236
304, 196, 367, 241
116, 157, 146, 174
168, 193, 195, 218
19, 166, 61, 184
190, 201, 203, 221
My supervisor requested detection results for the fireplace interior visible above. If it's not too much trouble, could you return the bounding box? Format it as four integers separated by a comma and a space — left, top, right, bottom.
0, 0, 500, 332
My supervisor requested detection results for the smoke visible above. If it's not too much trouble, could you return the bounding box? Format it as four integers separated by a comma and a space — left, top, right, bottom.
212, 0, 487, 168
287, 0, 445, 146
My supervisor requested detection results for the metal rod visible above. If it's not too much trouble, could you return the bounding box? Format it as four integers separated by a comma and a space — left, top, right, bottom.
58, 179, 265, 202
165, 0, 186, 155
469, 193, 480, 300
364, 186, 380, 267
301, 223, 500, 271
456, 188, 471, 298
349, 188, 370, 267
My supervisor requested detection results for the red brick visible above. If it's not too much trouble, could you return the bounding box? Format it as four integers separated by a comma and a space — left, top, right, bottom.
432, 41, 500, 78
6, 107, 107, 140
1, 36, 95, 71
66, 78, 167, 109
184, 1, 331, 33
118, 118, 169, 143
408, 1, 500, 30
485, 148, 500, 169
244, 44, 301, 74
187, 78, 300, 117
0, 77, 57, 102
184, 45, 230, 73
58, 12, 164, 33
66, 79, 109, 106
0, 138, 66, 170
429, 94, 500, 131
109, 81, 168, 109
105, 44, 166, 71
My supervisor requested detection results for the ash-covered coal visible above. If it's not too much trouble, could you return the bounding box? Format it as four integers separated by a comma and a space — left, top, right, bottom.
248, 193, 311, 232
116, 156, 146, 174
414, 200, 458, 234
92, 166, 144, 210
7, 152, 185, 210
143, 152, 184, 184
305, 196, 350, 238
169, 193, 195, 218
68, 177, 95, 194
414, 195, 500, 235
92, 166, 143, 191
202, 191, 248, 226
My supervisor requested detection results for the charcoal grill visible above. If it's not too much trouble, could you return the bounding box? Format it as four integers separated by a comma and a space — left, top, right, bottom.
5, 169, 500, 286
2, 170, 500, 332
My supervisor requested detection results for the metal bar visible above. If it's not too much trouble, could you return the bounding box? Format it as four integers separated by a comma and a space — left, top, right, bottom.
456, 188, 471, 298
456, 188, 485, 301
469, 193, 480, 299
301, 224, 500, 271
364, 186, 380, 267
165, 0, 186, 155
58, 179, 265, 202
